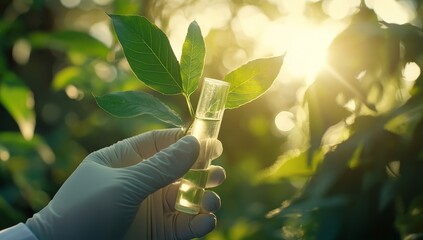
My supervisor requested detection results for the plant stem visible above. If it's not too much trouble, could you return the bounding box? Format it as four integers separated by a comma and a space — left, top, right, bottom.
183, 93, 195, 135
185, 94, 195, 118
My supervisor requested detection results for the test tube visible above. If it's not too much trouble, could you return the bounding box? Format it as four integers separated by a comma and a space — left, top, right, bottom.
175, 77, 230, 214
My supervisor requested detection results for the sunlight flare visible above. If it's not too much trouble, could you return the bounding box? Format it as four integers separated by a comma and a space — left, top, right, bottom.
255, 16, 345, 82
275, 111, 295, 132
403, 62, 421, 82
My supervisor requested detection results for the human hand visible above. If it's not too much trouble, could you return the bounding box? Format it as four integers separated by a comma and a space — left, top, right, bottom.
25, 128, 225, 240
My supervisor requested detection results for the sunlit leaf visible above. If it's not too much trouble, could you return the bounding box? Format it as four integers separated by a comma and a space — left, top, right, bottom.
95, 91, 183, 127
52, 66, 84, 90
110, 14, 182, 95
29, 30, 109, 59
0, 73, 35, 140
224, 55, 284, 109
113, 0, 141, 15
256, 150, 322, 183
180, 21, 205, 97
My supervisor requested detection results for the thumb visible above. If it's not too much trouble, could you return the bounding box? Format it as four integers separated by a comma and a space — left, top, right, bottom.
126, 135, 199, 197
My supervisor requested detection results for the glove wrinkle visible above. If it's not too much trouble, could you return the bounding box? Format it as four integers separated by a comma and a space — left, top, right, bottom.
164, 183, 180, 211
152, 130, 162, 154
169, 211, 179, 240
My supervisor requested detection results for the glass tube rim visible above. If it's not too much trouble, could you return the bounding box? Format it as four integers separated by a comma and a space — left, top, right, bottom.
204, 77, 230, 87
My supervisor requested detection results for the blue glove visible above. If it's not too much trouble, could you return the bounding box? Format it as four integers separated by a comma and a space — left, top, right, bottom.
25, 128, 225, 240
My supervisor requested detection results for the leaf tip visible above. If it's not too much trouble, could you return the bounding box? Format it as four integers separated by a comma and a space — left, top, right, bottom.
276, 53, 286, 63
188, 20, 202, 31
107, 13, 117, 19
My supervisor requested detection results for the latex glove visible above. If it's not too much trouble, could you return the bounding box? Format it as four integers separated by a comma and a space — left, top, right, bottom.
25, 128, 225, 240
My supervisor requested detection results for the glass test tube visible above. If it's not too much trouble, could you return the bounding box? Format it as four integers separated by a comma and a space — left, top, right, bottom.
175, 77, 230, 214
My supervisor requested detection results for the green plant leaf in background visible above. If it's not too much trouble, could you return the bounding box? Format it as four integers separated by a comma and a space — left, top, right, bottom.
112, 0, 141, 15
110, 14, 183, 95
29, 30, 109, 60
94, 91, 183, 127
224, 55, 284, 109
52, 66, 84, 90
255, 150, 323, 184
180, 20, 205, 97
0, 72, 35, 140
0, 132, 55, 165
0, 132, 55, 210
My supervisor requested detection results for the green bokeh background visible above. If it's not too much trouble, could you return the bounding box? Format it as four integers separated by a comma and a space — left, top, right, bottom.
2, 0, 423, 239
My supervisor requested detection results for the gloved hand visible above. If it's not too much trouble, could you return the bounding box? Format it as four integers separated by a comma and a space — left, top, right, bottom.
25, 128, 226, 240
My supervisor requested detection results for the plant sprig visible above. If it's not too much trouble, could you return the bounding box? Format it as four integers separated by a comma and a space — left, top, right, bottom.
95, 14, 284, 129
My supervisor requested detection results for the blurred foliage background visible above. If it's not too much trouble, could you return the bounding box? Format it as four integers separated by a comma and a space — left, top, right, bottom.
1, 0, 423, 239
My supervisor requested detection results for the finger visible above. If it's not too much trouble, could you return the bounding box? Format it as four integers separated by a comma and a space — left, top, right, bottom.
126, 136, 199, 198
211, 140, 223, 160
128, 128, 184, 159
206, 165, 226, 188
201, 190, 221, 213
164, 165, 226, 198
189, 214, 217, 238
175, 213, 216, 239
88, 128, 184, 167
163, 166, 225, 212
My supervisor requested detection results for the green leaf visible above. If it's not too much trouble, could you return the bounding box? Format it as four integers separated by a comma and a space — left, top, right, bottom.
180, 21, 205, 97
29, 30, 109, 59
112, 0, 141, 15
0, 132, 55, 164
94, 91, 183, 127
52, 66, 84, 90
255, 150, 322, 183
0, 72, 35, 140
223, 55, 284, 109
110, 14, 183, 95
